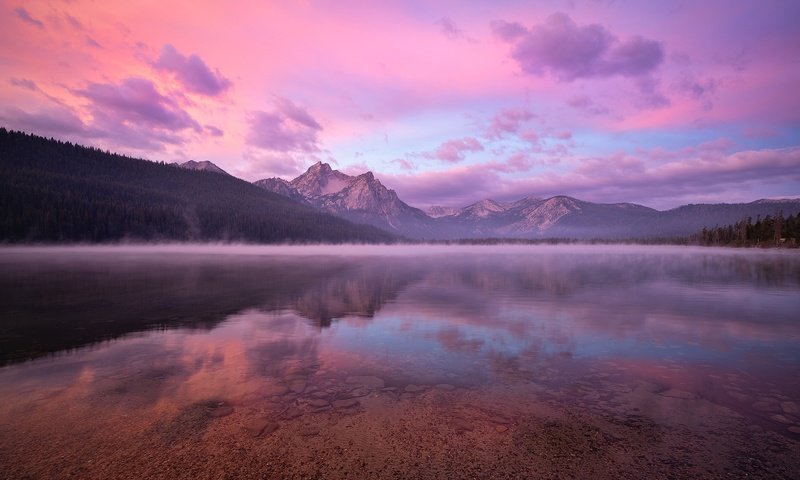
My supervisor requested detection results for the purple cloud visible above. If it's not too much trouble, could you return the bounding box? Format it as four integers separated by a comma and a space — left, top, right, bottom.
79, 77, 201, 133
246, 97, 323, 153
635, 76, 671, 109
85, 37, 103, 49
676, 75, 719, 110
566, 95, 609, 115
485, 108, 535, 139
13, 7, 44, 29
0, 106, 87, 137
490, 20, 527, 41
423, 137, 484, 163
204, 125, 224, 137
497, 13, 664, 81
154, 44, 231, 96
437, 17, 463, 39
9, 78, 37, 91
65, 13, 83, 30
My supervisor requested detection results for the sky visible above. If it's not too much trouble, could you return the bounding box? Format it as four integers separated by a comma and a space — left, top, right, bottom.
1, 0, 798, 210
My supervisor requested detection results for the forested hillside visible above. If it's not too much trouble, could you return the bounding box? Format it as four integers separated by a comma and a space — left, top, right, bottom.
0, 129, 396, 243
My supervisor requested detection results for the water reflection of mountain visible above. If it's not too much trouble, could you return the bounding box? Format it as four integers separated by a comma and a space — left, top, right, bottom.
289, 260, 423, 326
0, 248, 797, 366
0, 253, 425, 365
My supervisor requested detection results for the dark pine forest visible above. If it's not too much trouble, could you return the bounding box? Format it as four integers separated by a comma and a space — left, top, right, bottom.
0, 128, 396, 243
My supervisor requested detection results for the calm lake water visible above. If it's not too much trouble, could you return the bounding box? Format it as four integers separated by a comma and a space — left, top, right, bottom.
0, 245, 798, 479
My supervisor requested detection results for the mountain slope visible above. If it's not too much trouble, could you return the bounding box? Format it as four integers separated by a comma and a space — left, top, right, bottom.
499, 196, 658, 238
0, 129, 396, 243
426, 206, 459, 218
643, 200, 800, 237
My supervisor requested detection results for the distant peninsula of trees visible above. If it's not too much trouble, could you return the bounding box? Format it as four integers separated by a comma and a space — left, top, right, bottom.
693, 213, 799, 248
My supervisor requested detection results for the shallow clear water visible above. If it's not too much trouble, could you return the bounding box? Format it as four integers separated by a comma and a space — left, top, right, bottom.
0, 245, 799, 478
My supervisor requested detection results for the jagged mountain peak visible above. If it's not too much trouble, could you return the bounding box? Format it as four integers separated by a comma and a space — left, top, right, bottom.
291, 161, 353, 198
457, 198, 509, 219
307, 160, 332, 173
427, 206, 460, 218
179, 160, 229, 175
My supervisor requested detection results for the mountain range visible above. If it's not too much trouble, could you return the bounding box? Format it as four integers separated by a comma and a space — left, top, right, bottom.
1, 128, 796, 242
255, 162, 800, 240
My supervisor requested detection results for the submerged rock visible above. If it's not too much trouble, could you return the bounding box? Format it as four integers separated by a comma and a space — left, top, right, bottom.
244, 419, 279, 437
348, 386, 371, 398
288, 380, 307, 394
345, 376, 385, 389
333, 399, 359, 409
283, 407, 304, 419
208, 404, 234, 418
658, 389, 696, 400
780, 401, 800, 414
451, 418, 473, 432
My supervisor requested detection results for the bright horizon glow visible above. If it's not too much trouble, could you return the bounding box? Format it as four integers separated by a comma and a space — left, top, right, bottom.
1, 0, 798, 209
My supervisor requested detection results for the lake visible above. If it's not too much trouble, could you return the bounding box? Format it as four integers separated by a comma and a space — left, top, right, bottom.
0, 245, 798, 479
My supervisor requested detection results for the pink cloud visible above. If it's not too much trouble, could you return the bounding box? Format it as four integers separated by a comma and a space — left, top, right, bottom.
423, 137, 484, 163
246, 97, 322, 153
153, 44, 231, 96
485, 108, 536, 139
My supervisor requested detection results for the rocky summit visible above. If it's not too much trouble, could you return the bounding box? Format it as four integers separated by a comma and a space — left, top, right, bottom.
255, 162, 433, 237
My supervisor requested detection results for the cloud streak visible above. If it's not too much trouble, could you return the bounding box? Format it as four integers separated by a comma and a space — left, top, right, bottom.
13, 8, 44, 29
154, 44, 231, 96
